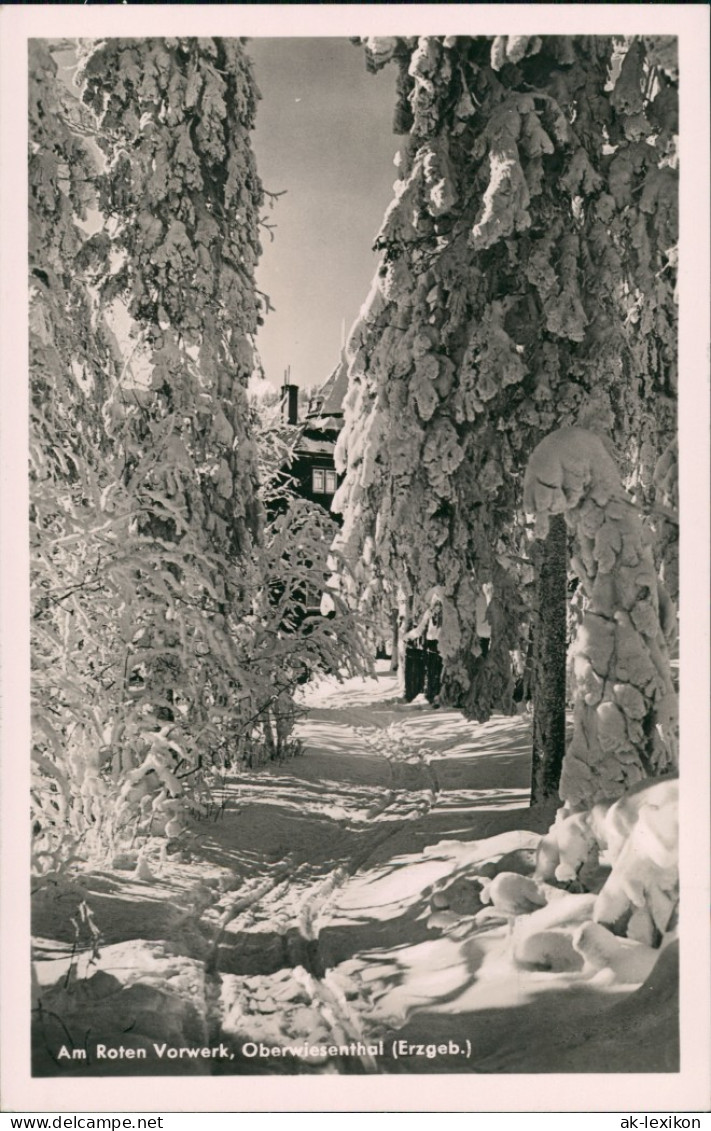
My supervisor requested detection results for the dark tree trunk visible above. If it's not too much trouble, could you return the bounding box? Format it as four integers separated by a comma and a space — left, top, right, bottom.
389, 609, 399, 673
530, 512, 568, 805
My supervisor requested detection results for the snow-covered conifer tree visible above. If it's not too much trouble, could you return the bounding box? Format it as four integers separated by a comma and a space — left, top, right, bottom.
332, 37, 678, 795
29, 38, 365, 868
525, 427, 678, 806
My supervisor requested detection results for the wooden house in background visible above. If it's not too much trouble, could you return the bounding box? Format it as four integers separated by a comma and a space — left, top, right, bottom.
280, 355, 348, 520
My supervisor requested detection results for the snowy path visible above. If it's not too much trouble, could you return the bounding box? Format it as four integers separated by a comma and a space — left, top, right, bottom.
202, 666, 548, 1073
31, 665, 678, 1076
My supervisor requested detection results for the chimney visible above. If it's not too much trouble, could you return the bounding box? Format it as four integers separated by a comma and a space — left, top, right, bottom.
281, 367, 298, 425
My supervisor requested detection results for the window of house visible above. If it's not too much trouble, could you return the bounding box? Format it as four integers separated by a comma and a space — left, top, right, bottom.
312, 468, 338, 495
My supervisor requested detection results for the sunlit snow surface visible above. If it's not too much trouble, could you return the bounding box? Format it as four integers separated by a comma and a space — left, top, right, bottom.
31, 662, 678, 1075
294, 666, 677, 1062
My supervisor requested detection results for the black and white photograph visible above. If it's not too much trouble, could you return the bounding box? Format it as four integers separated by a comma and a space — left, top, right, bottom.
1, 2, 709, 1116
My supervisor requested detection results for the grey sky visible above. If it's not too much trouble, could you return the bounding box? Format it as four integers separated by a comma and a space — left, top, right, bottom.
246, 38, 399, 391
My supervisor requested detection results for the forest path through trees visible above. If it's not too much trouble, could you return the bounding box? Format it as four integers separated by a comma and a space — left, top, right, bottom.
32, 666, 676, 1076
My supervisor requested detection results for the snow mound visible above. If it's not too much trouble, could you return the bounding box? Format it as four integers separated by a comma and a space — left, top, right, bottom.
342, 779, 677, 1033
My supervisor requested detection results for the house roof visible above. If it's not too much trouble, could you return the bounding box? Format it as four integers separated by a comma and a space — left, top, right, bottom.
295, 435, 338, 455
306, 353, 348, 420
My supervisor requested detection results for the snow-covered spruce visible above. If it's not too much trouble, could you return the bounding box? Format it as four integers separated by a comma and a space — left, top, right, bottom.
524, 426, 678, 807
332, 36, 678, 724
